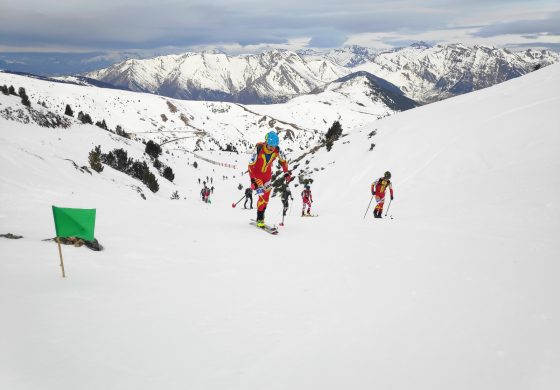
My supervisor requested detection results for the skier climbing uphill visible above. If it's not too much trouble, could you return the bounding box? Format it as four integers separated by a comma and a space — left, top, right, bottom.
301, 184, 313, 216
371, 171, 394, 218
281, 186, 293, 217
248, 131, 291, 228
244, 187, 253, 209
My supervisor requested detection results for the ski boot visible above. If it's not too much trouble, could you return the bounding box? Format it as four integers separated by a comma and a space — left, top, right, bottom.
257, 210, 265, 228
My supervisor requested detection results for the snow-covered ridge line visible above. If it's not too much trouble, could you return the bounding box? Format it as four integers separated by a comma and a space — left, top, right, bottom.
85, 50, 348, 104
85, 43, 558, 105
0, 71, 324, 154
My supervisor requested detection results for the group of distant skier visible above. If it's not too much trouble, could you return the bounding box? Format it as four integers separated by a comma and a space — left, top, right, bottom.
200, 180, 214, 203
241, 130, 394, 230
244, 183, 314, 217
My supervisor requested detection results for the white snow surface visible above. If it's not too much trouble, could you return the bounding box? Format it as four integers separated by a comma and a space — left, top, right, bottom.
1, 64, 560, 389
0, 71, 322, 153
247, 74, 398, 130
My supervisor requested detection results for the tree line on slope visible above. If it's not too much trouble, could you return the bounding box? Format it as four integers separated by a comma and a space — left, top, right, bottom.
88, 141, 176, 194
1, 85, 31, 107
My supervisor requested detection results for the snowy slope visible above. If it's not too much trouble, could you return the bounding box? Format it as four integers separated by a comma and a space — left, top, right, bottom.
247, 71, 417, 131
1, 69, 415, 152
1, 65, 559, 390
0, 71, 321, 153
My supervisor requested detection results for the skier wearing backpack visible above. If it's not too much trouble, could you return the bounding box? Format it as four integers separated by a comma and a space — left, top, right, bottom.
248, 131, 291, 228
281, 186, 293, 217
371, 171, 394, 218
301, 184, 313, 216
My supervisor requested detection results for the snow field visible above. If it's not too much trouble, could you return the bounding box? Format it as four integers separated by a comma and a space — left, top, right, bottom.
1, 65, 559, 390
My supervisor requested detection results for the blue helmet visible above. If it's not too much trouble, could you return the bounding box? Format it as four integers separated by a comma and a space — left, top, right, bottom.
265, 131, 279, 147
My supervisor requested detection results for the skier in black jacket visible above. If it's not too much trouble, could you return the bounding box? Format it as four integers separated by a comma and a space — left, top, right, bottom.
244, 187, 253, 209
281, 187, 293, 217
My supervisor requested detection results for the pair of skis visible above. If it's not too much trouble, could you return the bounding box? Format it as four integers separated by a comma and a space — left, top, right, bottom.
250, 213, 319, 235
249, 219, 279, 235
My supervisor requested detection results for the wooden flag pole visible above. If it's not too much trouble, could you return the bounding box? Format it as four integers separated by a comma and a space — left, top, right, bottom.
56, 237, 66, 278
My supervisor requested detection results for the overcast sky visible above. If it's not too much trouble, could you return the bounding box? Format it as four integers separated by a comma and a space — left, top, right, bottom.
1, 0, 559, 54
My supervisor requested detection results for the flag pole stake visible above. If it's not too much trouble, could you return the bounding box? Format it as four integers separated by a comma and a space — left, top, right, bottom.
56, 237, 66, 278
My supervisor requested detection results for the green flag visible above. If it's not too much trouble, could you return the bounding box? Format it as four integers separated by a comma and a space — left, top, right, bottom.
52, 206, 96, 241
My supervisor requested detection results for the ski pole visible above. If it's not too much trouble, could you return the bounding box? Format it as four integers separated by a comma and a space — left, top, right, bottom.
231, 195, 245, 208
363, 195, 374, 219
384, 198, 392, 216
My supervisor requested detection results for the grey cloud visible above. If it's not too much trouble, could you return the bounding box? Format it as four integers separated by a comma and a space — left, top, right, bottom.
309, 32, 348, 48
0, 1, 468, 50
1, 1, 559, 52
473, 11, 560, 37
506, 42, 560, 51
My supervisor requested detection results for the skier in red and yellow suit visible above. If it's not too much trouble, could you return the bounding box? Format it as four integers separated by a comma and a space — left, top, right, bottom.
248, 131, 291, 227
371, 171, 394, 218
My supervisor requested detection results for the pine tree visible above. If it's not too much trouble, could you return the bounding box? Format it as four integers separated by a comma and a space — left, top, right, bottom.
145, 140, 162, 159
142, 169, 159, 193
88, 146, 104, 173
95, 119, 108, 130
163, 166, 175, 182
78, 111, 93, 124
112, 148, 132, 171
65, 104, 74, 117
0, 85, 8, 95
8, 85, 16, 95
326, 120, 343, 141
18, 87, 30, 107
115, 125, 129, 138
325, 120, 343, 152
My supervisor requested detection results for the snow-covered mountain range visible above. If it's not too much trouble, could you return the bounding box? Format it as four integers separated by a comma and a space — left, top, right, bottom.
349, 43, 559, 102
85, 43, 558, 104
0, 66, 419, 155
86, 50, 348, 104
